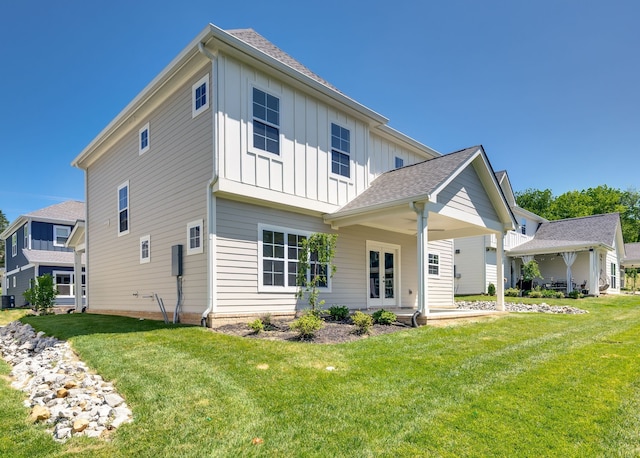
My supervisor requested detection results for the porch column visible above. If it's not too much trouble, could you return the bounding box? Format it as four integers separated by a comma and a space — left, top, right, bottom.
414, 203, 429, 315
496, 232, 505, 311
589, 249, 599, 297
73, 250, 83, 312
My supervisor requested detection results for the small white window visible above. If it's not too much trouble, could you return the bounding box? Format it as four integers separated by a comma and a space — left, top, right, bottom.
53, 225, 71, 247
23, 223, 29, 250
395, 157, 404, 169
521, 219, 527, 235
139, 123, 150, 155
11, 233, 17, 257
140, 235, 151, 263
192, 74, 210, 118
187, 220, 204, 255
428, 253, 440, 276
12, 276, 16, 288
118, 181, 130, 236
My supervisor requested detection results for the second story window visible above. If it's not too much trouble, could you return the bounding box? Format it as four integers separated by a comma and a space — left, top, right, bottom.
11, 233, 17, 257
53, 225, 71, 247
253, 87, 280, 155
331, 123, 350, 178
23, 223, 29, 250
139, 123, 150, 155
521, 219, 527, 235
118, 181, 130, 236
395, 157, 404, 169
192, 74, 210, 118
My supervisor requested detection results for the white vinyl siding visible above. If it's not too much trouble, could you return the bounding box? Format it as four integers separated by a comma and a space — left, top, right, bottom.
437, 166, 500, 224
85, 67, 212, 317
453, 236, 487, 295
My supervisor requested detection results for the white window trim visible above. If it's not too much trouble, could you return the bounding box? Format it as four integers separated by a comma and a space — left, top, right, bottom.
328, 119, 354, 183
428, 251, 441, 277
12, 276, 16, 288
257, 223, 332, 294
53, 225, 71, 247
186, 220, 204, 255
192, 74, 210, 118
140, 235, 151, 264
11, 233, 17, 257
53, 270, 73, 297
139, 122, 150, 155
23, 223, 29, 250
248, 83, 282, 157
117, 181, 130, 237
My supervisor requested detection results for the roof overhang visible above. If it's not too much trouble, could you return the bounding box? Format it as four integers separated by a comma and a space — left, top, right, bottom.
1, 216, 27, 240
66, 221, 86, 252
508, 241, 612, 257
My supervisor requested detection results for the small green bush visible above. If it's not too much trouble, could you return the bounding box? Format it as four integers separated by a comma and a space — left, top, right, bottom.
568, 290, 582, 299
327, 305, 350, 321
528, 290, 543, 298
261, 314, 272, 327
351, 311, 373, 335
247, 319, 264, 333
505, 288, 520, 297
554, 291, 565, 299
23, 274, 57, 314
372, 309, 396, 325
487, 283, 496, 296
290, 313, 324, 339
541, 289, 557, 298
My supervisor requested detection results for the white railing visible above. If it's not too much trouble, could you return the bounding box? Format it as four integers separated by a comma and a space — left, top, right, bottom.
504, 231, 532, 250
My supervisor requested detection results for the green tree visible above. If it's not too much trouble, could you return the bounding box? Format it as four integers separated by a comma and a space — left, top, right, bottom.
0, 209, 8, 266
296, 233, 338, 314
522, 260, 542, 290
23, 274, 58, 314
621, 188, 640, 242
515, 188, 554, 219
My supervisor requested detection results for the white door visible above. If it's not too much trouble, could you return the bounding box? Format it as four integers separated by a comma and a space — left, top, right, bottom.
367, 242, 400, 308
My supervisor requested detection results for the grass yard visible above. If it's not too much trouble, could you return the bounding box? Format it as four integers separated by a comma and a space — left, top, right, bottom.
1, 295, 640, 457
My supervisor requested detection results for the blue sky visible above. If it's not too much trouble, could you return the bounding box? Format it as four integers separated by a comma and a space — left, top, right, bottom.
1, 0, 639, 223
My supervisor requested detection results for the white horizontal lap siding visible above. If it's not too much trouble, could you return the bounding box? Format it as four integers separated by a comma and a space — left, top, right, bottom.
454, 236, 486, 295
217, 55, 371, 209
437, 167, 499, 224
86, 67, 213, 315
427, 239, 454, 307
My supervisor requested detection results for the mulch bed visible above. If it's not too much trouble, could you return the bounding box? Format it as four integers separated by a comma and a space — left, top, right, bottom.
211, 319, 412, 344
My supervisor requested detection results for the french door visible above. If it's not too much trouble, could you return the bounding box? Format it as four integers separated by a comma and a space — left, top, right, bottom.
367, 242, 400, 308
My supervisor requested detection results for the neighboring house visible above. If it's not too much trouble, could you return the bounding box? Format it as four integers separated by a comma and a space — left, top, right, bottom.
0, 201, 86, 306
508, 213, 625, 296
72, 24, 516, 326
454, 170, 546, 294
623, 243, 640, 269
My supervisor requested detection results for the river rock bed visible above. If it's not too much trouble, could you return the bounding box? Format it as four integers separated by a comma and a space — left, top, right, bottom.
0, 320, 132, 442
456, 300, 588, 314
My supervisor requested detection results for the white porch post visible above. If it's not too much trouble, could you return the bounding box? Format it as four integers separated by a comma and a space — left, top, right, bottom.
496, 232, 505, 311
73, 250, 83, 312
415, 203, 429, 315
589, 249, 599, 297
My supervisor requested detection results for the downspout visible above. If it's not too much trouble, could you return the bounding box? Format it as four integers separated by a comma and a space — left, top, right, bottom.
198, 41, 219, 326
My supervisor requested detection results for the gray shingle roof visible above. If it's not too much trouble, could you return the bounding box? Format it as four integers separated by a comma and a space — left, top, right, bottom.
333, 146, 480, 215
624, 242, 640, 263
23, 249, 85, 266
510, 213, 620, 253
26, 201, 85, 223
227, 29, 340, 92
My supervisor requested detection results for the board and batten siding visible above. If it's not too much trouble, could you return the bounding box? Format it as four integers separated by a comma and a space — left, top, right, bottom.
216, 198, 454, 315
85, 66, 213, 316
215, 54, 429, 210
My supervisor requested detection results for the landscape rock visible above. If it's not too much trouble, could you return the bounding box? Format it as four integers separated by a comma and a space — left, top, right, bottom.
0, 320, 133, 442
456, 300, 589, 314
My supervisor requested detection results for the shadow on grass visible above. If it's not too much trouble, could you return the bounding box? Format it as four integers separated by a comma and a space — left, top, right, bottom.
20, 313, 195, 340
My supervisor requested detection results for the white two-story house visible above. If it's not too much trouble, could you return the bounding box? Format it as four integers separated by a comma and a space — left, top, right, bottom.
72, 24, 516, 326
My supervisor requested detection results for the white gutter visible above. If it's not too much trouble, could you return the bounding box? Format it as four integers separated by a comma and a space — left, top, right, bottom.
198, 41, 219, 326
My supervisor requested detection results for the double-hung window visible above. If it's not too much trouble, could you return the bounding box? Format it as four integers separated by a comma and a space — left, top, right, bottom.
53, 225, 71, 247
428, 253, 440, 276
23, 223, 28, 249
611, 262, 617, 289
139, 123, 150, 155
118, 181, 129, 236
331, 123, 350, 178
252, 87, 280, 155
11, 233, 17, 257
259, 225, 330, 292
192, 74, 209, 118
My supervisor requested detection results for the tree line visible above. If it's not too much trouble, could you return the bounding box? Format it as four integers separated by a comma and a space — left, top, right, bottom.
515, 185, 640, 243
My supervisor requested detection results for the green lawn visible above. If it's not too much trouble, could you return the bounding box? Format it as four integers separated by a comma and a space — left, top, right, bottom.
1, 295, 640, 457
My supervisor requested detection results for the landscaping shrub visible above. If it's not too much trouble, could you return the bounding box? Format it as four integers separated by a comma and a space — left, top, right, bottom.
290, 313, 324, 339
568, 290, 582, 299
487, 283, 496, 296
23, 274, 57, 314
505, 288, 520, 297
528, 290, 543, 298
247, 319, 264, 333
372, 309, 396, 325
327, 305, 350, 321
351, 311, 373, 335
